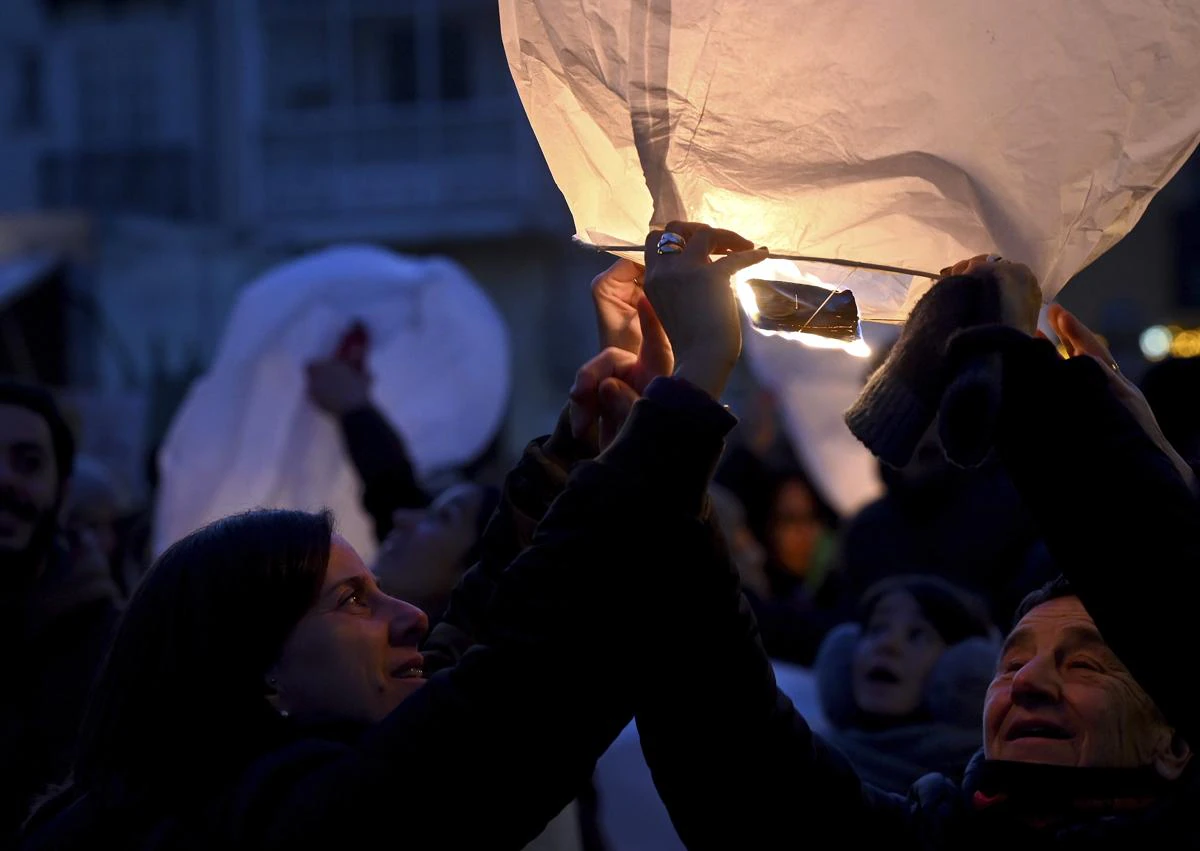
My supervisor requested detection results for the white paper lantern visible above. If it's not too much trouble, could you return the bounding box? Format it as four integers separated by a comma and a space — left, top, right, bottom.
501, 0, 1200, 323
155, 246, 511, 560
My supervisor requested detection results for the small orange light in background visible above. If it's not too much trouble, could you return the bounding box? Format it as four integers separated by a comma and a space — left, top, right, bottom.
1139, 325, 1200, 360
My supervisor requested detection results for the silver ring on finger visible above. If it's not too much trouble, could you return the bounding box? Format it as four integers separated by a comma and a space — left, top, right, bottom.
656, 232, 687, 255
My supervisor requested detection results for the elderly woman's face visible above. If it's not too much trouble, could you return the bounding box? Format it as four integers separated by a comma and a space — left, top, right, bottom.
985, 596, 1188, 776
851, 591, 947, 717
269, 535, 430, 725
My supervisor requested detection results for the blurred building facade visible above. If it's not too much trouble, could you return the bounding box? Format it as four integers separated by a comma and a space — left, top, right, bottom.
0, 0, 607, 494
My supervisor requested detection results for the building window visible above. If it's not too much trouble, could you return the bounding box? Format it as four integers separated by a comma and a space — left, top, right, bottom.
45, 0, 187, 14
75, 43, 163, 146
41, 36, 194, 218
11, 48, 43, 130
39, 148, 195, 219
264, 22, 334, 111
256, 0, 520, 208
262, 4, 486, 114
438, 18, 472, 102
353, 17, 418, 105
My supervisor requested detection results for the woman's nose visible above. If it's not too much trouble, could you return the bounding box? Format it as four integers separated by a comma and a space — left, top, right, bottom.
386, 597, 430, 647
872, 627, 904, 657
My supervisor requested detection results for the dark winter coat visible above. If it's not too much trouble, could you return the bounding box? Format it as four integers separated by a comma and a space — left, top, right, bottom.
636, 332, 1200, 849
0, 540, 122, 844
20, 377, 736, 851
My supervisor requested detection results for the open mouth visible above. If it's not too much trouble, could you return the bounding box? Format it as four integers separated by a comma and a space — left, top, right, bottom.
1006, 720, 1072, 741
390, 656, 426, 680
866, 666, 901, 684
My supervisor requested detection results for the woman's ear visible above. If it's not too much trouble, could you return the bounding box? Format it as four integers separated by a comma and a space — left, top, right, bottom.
1153, 731, 1192, 781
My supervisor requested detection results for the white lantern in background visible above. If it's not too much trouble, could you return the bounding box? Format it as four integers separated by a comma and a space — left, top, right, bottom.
155, 246, 511, 560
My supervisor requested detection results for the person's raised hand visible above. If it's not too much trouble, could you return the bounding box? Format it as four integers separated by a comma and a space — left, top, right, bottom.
306, 356, 372, 416
569, 296, 674, 449
591, 258, 662, 358
1046, 303, 1196, 489
940, 254, 994, 278
643, 222, 768, 400
941, 254, 1041, 334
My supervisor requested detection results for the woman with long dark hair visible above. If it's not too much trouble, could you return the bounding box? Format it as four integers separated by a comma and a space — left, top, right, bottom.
22, 509, 438, 846
25, 480, 624, 850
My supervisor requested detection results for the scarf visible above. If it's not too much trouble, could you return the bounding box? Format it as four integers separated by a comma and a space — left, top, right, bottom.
969, 759, 1171, 830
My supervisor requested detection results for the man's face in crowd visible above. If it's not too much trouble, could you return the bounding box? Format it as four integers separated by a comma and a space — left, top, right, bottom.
0, 404, 59, 559
984, 596, 1190, 779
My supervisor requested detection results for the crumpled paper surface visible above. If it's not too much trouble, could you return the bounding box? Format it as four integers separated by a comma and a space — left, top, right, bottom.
501, 0, 1200, 320
155, 246, 510, 560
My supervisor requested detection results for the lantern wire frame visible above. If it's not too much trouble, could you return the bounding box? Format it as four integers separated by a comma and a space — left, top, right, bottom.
575, 236, 943, 355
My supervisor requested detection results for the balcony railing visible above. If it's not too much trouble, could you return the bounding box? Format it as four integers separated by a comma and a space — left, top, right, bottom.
255, 99, 554, 237
39, 146, 199, 220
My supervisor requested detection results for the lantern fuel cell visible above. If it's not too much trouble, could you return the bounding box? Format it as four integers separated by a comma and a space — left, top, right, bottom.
740, 279, 860, 344
730, 259, 872, 355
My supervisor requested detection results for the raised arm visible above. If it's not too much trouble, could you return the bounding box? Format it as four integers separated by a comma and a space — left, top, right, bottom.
227, 279, 724, 849
306, 352, 431, 542
338, 404, 430, 528
631, 223, 916, 850
422, 256, 676, 668
419, 406, 594, 672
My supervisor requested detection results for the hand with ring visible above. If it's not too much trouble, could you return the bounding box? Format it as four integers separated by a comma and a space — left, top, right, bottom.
656, 232, 687, 255
643, 222, 768, 400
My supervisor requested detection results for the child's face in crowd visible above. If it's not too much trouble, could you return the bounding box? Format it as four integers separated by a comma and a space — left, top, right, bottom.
851, 591, 947, 717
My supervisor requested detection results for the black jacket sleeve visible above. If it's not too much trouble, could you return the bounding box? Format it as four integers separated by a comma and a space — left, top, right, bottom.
633, 522, 918, 850
420, 406, 592, 673
588, 382, 917, 851
221, 378, 745, 850
743, 579, 850, 667
338, 404, 431, 540
968, 330, 1200, 742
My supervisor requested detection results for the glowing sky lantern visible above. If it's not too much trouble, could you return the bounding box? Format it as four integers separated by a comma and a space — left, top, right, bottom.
155, 246, 511, 560
501, 0, 1200, 353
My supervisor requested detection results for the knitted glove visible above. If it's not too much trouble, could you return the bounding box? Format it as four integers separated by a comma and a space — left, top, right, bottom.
846, 265, 1039, 468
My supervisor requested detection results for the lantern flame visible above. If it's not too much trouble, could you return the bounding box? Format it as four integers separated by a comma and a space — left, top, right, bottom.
732, 260, 871, 358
